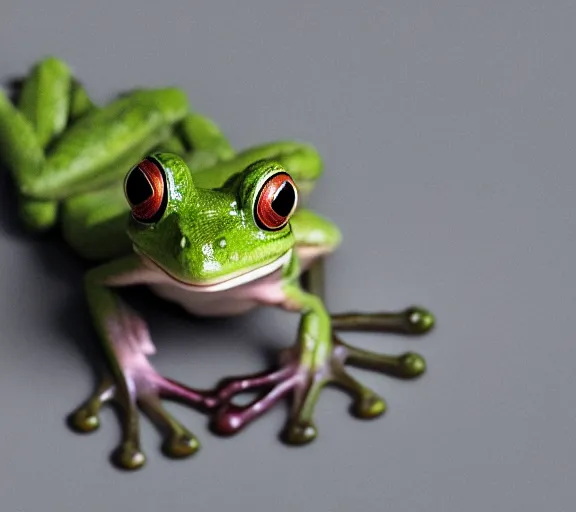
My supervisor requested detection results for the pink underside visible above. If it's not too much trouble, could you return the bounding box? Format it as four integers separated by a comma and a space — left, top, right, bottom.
102, 245, 327, 379
106, 245, 326, 317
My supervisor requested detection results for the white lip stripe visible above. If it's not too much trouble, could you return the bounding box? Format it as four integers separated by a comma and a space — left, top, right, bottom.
137, 247, 293, 293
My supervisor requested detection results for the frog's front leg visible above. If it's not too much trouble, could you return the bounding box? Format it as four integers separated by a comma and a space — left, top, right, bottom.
69, 255, 217, 470
209, 256, 434, 444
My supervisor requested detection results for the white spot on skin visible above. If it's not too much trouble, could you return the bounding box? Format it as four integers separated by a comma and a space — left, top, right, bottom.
202, 243, 213, 257
180, 236, 188, 249
203, 261, 222, 272
219, 238, 227, 248
202, 243, 222, 272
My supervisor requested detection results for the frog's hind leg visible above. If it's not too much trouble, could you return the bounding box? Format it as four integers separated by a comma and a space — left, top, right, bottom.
190, 140, 324, 201
172, 113, 323, 199
2, 58, 94, 231
176, 112, 235, 168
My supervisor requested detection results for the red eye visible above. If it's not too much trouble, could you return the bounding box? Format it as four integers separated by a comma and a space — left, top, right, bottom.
124, 158, 166, 223
255, 172, 298, 230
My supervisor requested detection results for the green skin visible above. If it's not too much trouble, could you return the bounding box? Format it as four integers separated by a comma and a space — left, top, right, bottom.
0, 57, 436, 470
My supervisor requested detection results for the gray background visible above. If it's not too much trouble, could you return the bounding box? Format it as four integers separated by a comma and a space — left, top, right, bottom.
0, 1, 575, 511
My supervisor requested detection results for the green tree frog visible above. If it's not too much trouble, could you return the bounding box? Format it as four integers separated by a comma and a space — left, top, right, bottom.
0, 57, 435, 470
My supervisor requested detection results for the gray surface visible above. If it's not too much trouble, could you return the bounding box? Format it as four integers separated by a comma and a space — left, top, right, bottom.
0, 1, 575, 511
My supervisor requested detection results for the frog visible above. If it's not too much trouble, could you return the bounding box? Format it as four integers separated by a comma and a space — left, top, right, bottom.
0, 56, 435, 470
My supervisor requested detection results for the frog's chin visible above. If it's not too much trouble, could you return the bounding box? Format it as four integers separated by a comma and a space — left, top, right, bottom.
133, 246, 293, 293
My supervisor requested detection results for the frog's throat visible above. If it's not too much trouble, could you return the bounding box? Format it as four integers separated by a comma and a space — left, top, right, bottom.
133, 246, 293, 293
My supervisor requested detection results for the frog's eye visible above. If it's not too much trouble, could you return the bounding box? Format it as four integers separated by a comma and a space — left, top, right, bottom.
124, 158, 167, 223
255, 172, 298, 230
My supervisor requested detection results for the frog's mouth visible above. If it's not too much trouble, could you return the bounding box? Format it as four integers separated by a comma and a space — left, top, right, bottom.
134, 246, 293, 293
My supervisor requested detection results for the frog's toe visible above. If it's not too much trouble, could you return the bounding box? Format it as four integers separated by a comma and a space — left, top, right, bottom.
68, 377, 115, 433
68, 407, 100, 432
331, 305, 436, 335
211, 405, 247, 436
112, 442, 146, 471
330, 363, 387, 419
139, 394, 201, 459
283, 420, 318, 445
397, 352, 427, 377
162, 433, 200, 459
347, 387, 387, 419
343, 339, 427, 379
404, 306, 435, 334
352, 393, 387, 419
69, 375, 148, 470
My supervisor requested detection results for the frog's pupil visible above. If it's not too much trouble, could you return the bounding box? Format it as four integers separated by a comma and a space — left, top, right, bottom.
271, 182, 295, 217
126, 168, 153, 205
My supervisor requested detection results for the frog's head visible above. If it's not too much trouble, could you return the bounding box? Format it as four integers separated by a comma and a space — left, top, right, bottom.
124, 152, 297, 290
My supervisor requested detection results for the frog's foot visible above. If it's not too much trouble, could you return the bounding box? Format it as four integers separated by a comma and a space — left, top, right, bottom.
331, 306, 435, 336
67, 304, 217, 470
68, 366, 218, 470
210, 334, 426, 443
